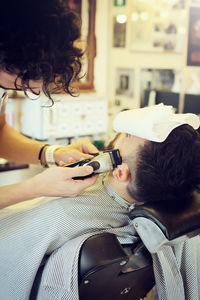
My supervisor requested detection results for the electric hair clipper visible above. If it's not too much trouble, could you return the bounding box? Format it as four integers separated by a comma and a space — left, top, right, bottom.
64, 149, 122, 179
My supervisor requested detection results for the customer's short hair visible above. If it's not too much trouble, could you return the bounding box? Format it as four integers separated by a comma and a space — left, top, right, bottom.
0, 0, 83, 99
127, 125, 200, 204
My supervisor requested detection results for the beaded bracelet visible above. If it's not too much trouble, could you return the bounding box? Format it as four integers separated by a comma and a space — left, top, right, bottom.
38, 144, 49, 167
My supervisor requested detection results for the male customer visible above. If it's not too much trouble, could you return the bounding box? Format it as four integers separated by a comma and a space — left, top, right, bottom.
0, 104, 200, 299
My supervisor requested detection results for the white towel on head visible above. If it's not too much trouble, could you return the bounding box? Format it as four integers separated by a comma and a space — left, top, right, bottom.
113, 103, 200, 142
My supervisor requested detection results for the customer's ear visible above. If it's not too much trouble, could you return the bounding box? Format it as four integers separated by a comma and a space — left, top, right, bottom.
112, 163, 130, 182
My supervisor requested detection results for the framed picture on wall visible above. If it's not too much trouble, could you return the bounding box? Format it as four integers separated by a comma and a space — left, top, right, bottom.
113, 16, 126, 48
115, 68, 134, 99
140, 68, 182, 107
187, 7, 200, 66
130, 0, 186, 53
59, 0, 96, 91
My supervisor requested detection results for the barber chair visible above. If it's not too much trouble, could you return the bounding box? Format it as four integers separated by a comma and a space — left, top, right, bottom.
79, 234, 154, 300
31, 192, 200, 300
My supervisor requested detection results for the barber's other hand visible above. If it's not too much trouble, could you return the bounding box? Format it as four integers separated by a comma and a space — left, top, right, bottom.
30, 165, 98, 198
54, 139, 99, 165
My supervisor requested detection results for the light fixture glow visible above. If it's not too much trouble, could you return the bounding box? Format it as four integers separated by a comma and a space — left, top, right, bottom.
116, 14, 127, 24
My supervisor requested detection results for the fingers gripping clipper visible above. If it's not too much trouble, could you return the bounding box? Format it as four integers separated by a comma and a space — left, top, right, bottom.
64, 149, 122, 179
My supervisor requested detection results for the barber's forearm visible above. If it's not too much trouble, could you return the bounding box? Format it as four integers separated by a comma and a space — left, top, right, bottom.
0, 116, 45, 164
0, 180, 41, 209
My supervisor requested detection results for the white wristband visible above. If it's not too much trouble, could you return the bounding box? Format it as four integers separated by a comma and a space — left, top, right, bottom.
45, 145, 62, 167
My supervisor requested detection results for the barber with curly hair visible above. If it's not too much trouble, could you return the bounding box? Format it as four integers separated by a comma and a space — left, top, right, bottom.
0, 0, 99, 209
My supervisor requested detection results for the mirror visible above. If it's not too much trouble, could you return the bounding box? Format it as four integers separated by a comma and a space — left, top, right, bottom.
68, 0, 96, 91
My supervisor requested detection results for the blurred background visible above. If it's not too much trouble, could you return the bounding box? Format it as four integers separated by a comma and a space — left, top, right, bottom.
1, 0, 200, 179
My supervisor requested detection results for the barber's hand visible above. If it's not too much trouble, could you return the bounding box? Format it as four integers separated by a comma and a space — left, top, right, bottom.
54, 139, 99, 165
31, 165, 98, 198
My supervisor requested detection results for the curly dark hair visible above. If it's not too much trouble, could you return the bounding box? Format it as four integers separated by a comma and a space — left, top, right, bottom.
0, 0, 83, 100
127, 125, 200, 204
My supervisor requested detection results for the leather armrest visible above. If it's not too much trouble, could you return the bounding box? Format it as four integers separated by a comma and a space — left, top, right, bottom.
78, 233, 128, 283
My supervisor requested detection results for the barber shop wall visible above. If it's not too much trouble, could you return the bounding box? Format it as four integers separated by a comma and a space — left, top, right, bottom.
94, 0, 109, 96
107, 0, 200, 115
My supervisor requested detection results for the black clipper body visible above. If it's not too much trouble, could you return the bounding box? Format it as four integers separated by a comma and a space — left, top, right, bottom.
64, 149, 122, 179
